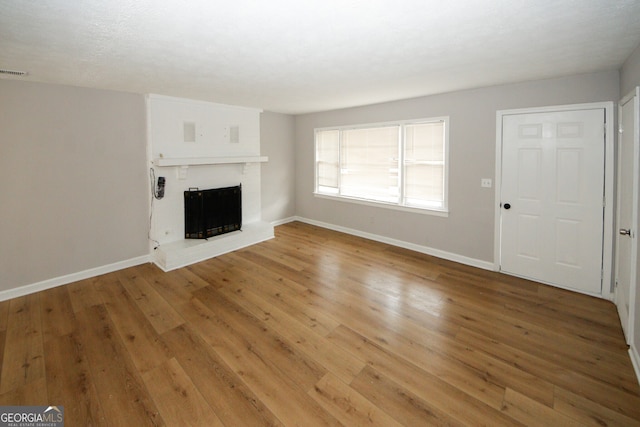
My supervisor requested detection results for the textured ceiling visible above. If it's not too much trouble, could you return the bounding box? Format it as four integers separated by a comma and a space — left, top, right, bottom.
1, 0, 640, 114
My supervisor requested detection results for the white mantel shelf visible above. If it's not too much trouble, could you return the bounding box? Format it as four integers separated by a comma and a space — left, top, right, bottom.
153, 155, 268, 167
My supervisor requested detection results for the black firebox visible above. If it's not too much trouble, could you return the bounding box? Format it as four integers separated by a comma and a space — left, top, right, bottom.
184, 185, 242, 239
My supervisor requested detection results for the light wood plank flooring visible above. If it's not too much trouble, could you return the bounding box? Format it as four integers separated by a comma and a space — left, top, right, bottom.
1, 221, 639, 426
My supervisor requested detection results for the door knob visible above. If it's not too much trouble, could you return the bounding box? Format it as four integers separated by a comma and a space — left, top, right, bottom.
620, 228, 632, 236
503, 203, 511, 210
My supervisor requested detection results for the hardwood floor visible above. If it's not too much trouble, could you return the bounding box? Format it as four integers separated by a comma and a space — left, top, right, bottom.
1, 221, 639, 426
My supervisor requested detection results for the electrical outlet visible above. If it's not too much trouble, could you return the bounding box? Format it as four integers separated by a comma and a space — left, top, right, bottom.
481, 178, 492, 188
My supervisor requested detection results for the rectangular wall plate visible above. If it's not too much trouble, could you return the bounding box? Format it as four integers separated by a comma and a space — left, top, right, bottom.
177, 165, 188, 180
183, 122, 196, 143
230, 125, 240, 144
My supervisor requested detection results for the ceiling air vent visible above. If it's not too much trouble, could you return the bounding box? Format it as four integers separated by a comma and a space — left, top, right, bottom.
0, 69, 28, 76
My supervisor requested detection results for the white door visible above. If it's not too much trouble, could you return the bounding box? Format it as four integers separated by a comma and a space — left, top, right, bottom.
500, 109, 605, 294
615, 88, 639, 342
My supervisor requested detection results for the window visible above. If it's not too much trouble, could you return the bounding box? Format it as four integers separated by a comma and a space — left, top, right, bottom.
315, 117, 448, 214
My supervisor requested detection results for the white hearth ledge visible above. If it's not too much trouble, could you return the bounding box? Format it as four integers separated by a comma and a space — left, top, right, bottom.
152, 221, 274, 271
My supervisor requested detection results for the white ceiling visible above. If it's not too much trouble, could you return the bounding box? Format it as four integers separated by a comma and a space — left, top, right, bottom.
1, 0, 640, 114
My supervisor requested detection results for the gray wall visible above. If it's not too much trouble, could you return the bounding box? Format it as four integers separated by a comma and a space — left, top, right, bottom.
621, 43, 640, 97
295, 70, 620, 263
260, 111, 296, 223
0, 80, 148, 291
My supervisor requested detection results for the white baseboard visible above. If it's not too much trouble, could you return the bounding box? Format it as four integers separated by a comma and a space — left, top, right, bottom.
630, 345, 640, 386
0, 216, 493, 302
271, 216, 297, 227
292, 216, 494, 271
0, 255, 150, 302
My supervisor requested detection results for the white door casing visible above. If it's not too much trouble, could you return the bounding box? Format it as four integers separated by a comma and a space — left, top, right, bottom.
616, 88, 639, 343
495, 103, 615, 298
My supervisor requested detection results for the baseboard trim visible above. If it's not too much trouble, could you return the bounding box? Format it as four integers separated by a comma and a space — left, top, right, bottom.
630, 345, 640, 386
0, 255, 150, 302
0, 216, 494, 302
271, 216, 297, 227
292, 216, 494, 271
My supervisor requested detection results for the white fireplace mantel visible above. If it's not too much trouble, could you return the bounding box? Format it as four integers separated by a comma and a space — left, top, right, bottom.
153, 155, 268, 167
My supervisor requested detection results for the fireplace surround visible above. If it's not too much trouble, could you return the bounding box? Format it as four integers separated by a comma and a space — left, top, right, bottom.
147, 94, 273, 271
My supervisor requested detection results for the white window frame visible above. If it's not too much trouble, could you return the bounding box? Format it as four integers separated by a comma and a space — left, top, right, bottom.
314, 117, 449, 217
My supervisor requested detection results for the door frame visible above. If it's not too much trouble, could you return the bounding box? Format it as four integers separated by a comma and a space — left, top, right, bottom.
494, 102, 615, 299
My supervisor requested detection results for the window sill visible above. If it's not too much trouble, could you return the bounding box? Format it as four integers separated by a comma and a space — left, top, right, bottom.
313, 193, 449, 217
